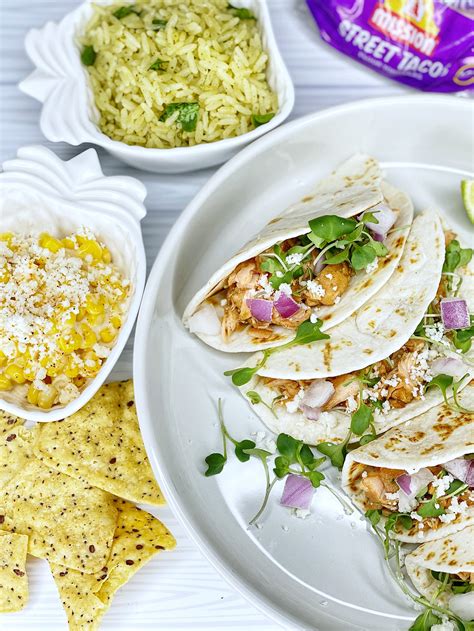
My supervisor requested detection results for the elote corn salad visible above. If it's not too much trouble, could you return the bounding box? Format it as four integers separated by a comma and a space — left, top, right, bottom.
0, 230, 131, 409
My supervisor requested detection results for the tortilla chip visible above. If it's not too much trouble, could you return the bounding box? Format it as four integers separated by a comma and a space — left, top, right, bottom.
0, 531, 28, 612
0, 417, 118, 574
51, 500, 175, 629
50, 565, 106, 631
34, 380, 164, 506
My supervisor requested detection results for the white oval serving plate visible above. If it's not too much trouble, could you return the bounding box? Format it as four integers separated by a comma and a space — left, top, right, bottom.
19, 0, 294, 174
0, 145, 147, 422
134, 95, 474, 630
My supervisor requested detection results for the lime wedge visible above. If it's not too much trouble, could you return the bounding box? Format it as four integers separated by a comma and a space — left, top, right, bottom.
461, 179, 474, 224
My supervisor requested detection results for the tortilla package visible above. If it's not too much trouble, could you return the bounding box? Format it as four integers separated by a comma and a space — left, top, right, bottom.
306, 0, 474, 92
184, 154, 413, 352
237, 226, 472, 443
405, 525, 474, 620
342, 384, 474, 543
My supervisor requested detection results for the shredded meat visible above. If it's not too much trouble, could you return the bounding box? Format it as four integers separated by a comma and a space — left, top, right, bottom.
361, 468, 403, 510
271, 307, 311, 329
262, 378, 306, 400
457, 572, 474, 584
323, 373, 359, 410
302, 262, 353, 307
384, 342, 427, 405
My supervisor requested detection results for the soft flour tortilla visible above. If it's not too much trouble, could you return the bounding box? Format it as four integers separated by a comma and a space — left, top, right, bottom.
239, 252, 473, 444
183, 154, 413, 352
255, 210, 444, 379
405, 525, 474, 608
342, 385, 474, 543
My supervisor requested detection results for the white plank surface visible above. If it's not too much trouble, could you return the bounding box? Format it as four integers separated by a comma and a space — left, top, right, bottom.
0, 1, 405, 629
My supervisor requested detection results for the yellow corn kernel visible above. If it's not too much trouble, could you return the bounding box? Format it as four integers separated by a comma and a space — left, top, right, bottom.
79, 323, 97, 349
85, 295, 105, 315
39, 233, 63, 253
0, 232, 14, 245
86, 312, 104, 327
62, 311, 76, 327
58, 330, 82, 353
64, 360, 80, 378
22, 365, 36, 381
76, 306, 87, 321
4, 363, 26, 384
62, 237, 75, 249
27, 385, 39, 405
110, 315, 122, 329
0, 374, 13, 390
0, 268, 9, 283
99, 326, 117, 344
78, 239, 102, 261
0, 351, 6, 367
102, 247, 112, 264
37, 385, 58, 409
82, 351, 101, 376
45, 357, 66, 378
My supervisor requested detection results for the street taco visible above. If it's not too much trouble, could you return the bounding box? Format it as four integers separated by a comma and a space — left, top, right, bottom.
237, 228, 473, 444
342, 384, 474, 543
183, 154, 413, 352
405, 525, 474, 621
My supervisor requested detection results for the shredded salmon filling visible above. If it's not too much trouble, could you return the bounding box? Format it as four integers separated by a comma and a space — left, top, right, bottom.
214, 237, 355, 340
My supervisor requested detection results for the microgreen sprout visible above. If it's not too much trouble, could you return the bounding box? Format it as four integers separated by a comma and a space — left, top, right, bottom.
224, 319, 329, 386
426, 373, 473, 413
203, 402, 327, 525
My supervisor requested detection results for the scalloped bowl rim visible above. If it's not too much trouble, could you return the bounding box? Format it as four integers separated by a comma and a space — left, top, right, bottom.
0, 146, 147, 422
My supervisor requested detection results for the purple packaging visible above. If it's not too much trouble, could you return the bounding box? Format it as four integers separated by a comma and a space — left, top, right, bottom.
306, 0, 474, 92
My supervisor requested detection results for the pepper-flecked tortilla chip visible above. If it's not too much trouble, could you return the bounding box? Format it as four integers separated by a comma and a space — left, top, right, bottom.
34, 380, 164, 506
0, 412, 118, 574
51, 500, 175, 629
0, 531, 28, 613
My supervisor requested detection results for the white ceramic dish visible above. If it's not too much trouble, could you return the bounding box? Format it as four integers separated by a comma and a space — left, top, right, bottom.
0, 145, 147, 422
134, 95, 473, 630
18, 0, 294, 174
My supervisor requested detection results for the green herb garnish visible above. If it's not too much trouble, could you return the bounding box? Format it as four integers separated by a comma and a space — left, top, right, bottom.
228, 3, 256, 19
81, 45, 96, 66
151, 18, 167, 29
252, 113, 275, 127
431, 570, 474, 595
113, 5, 141, 19
149, 58, 166, 71
159, 102, 199, 132
453, 317, 474, 354
246, 390, 280, 418
426, 373, 472, 413
224, 319, 329, 386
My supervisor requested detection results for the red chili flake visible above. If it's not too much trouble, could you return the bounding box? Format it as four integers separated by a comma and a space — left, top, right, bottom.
6, 434, 16, 442
125, 559, 134, 566
13, 569, 25, 577
109, 457, 116, 464
136, 544, 143, 550
89, 545, 96, 553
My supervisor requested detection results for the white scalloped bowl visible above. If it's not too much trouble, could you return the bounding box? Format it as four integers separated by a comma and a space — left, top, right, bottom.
18, 0, 294, 174
0, 145, 147, 422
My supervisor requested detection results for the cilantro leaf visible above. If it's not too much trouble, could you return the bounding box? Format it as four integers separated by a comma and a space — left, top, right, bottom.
160, 102, 199, 132
149, 58, 166, 71
246, 391, 262, 405
417, 497, 445, 518
308, 215, 357, 243
276, 433, 299, 460
113, 5, 141, 19
426, 374, 453, 405
151, 18, 167, 29
228, 3, 256, 19
443, 239, 473, 274
408, 609, 441, 631
307, 470, 324, 488
283, 319, 330, 347
273, 455, 289, 478
317, 441, 347, 470
81, 45, 96, 66
359, 433, 377, 445
453, 324, 474, 354
365, 509, 382, 527
235, 439, 256, 462
204, 453, 227, 476
252, 113, 275, 127
351, 403, 373, 436
351, 244, 376, 270
324, 247, 350, 265
224, 366, 259, 386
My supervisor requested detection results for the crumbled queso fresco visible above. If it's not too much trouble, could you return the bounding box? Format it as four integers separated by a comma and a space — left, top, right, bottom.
0, 230, 130, 409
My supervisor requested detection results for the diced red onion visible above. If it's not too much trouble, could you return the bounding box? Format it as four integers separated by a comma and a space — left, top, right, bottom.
274, 293, 300, 319
430, 356, 467, 378
440, 298, 470, 330
299, 403, 322, 421
188, 303, 221, 336
365, 203, 396, 241
302, 380, 335, 408
247, 298, 273, 322
314, 253, 326, 274
396, 468, 435, 497
280, 474, 314, 510
443, 458, 474, 488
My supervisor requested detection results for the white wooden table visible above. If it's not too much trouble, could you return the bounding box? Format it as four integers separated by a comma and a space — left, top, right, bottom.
0, 2, 406, 628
